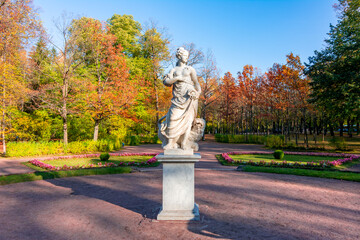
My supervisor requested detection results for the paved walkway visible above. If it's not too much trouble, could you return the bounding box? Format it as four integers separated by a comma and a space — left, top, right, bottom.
1, 140, 360, 239
1, 168, 359, 240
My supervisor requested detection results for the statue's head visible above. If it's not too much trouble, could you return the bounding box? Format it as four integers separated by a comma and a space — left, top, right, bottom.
176, 47, 189, 63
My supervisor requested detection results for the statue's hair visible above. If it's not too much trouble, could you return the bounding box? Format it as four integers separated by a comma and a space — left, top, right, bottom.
176, 47, 189, 59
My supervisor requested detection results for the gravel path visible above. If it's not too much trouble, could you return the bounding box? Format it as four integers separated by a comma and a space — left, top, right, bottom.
0, 170, 359, 240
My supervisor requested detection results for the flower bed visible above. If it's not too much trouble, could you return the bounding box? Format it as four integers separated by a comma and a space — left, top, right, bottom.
28, 152, 159, 171
220, 151, 360, 169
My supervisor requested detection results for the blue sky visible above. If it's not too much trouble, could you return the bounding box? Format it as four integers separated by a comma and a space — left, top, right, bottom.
33, 0, 338, 75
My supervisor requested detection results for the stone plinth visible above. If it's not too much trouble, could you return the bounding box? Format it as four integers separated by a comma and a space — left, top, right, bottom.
156, 153, 201, 221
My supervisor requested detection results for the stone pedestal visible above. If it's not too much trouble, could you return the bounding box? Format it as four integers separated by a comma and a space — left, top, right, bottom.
156, 152, 201, 221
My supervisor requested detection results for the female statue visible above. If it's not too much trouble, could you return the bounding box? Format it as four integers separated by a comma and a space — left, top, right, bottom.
158, 47, 203, 150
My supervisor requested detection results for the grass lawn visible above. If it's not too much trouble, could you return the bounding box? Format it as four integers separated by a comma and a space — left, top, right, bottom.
23, 155, 159, 171
242, 166, 360, 182
0, 167, 132, 185
217, 153, 360, 182
42, 155, 156, 167
217, 153, 360, 170
229, 154, 340, 164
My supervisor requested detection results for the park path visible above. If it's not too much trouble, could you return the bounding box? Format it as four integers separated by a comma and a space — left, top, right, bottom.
1, 137, 359, 239
0, 167, 359, 240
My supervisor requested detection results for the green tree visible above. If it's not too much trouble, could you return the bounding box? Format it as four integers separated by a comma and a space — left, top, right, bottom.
107, 14, 142, 57
306, 0, 360, 137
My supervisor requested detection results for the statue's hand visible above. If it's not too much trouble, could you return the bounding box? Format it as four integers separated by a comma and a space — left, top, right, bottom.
189, 90, 200, 100
163, 74, 170, 80
175, 77, 185, 82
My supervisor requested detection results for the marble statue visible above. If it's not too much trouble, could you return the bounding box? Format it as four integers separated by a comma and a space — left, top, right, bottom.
158, 47, 206, 151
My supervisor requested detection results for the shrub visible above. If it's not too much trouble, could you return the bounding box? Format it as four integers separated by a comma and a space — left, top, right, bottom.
274, 150, 284, 160
6, 139, 122, 157
129, 135, 140, 146
265, 135, 284, 148
100, 153, 110, 161
328, 137, 348, 150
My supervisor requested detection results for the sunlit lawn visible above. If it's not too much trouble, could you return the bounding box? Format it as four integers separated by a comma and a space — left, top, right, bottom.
1, 167, 132, 185
229, 154, 340, 164
289, 133, 360, 152
242, 166, 360, 182
226, 154, 359, 170
41, 155, 155, 167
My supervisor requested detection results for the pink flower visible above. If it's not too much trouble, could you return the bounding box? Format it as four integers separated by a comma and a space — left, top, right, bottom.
220, 151, 359, 169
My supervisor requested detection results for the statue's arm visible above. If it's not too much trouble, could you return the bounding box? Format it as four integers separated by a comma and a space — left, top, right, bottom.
163, 69, 179, 87
190, 67, 201, 94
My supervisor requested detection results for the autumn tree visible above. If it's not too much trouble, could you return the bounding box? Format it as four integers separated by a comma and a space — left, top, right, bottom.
238, 65, 263, 133
0, 0, 40, 154
32, 13, 85, 144
72, 17, 135, 141
139, 22, 171, 131
198, 49, 219, 121
218, 72, 237, 132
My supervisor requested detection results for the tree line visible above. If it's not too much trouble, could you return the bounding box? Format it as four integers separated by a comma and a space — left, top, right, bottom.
0, 0, 359, 154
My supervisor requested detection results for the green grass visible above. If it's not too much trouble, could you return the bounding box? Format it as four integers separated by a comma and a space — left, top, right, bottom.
242, 166, 360, 182
0, 167, 132, 185
229, 154, 340, 164
217, 154, 360, 171
23, 155, 160, 171
22, 162, 45, 171
42, 155, 154, 167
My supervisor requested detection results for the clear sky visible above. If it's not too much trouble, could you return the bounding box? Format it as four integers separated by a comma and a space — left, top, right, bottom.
33, 0, 338, 75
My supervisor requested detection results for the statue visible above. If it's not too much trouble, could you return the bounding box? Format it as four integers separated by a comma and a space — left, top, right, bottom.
158, 47, 206, 151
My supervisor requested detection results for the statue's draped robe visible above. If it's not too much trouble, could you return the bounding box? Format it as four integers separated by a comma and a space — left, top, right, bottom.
160, 72, 198, 141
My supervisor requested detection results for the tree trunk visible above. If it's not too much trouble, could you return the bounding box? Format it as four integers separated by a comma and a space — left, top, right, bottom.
339, 120, 344, 137
295, 121, 298, 146
2, 61, 6, 155
62, 74, 69, 144
303, 110, 308, 148
2, 110, 6, 156
313, 116, 317, 144
322, 114, 326, 142
93, 119, 100, 141
63, 115, 68, 145
347, 117, 352, 138
329, 124, 334, 137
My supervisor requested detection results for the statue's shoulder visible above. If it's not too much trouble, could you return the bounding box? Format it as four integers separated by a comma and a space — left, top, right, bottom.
186, 65, 196, 73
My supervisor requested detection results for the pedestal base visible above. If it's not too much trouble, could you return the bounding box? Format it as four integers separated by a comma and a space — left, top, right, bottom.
157, 203, 200, 221
156, 153, 201, 221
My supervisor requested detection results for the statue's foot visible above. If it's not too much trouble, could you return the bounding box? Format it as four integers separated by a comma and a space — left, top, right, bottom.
181, 140, 193, 150
163, 143, 176, 150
